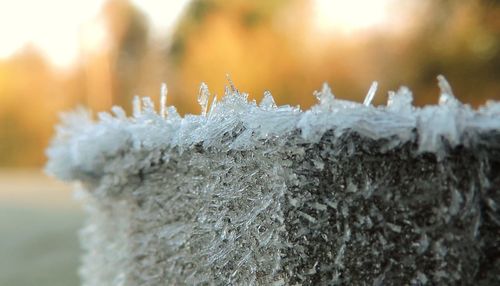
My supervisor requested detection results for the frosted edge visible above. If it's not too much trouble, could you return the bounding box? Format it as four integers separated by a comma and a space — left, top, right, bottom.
45, 79, 500, 182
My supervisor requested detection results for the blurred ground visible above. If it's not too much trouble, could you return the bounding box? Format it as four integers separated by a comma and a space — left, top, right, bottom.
0, 170, 82, 286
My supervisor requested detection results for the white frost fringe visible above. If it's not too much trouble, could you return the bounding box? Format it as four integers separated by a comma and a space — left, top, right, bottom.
46, 75, 500, 182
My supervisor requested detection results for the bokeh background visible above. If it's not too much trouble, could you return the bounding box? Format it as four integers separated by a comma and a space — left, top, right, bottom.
0, 0, 498, 285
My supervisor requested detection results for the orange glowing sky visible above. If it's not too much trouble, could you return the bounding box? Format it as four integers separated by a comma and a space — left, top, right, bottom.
0, 0, 190, 67
0, 0, 412, 67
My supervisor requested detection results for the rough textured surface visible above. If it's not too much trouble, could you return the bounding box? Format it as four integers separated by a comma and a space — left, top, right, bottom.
46, 78, 500, 285
283, 131, 500, 285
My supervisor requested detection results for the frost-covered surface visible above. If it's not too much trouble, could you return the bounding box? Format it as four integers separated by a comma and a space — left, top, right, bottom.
46, 77, 500, 285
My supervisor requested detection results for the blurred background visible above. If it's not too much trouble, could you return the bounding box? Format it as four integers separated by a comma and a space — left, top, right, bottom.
0, 0, 498, 284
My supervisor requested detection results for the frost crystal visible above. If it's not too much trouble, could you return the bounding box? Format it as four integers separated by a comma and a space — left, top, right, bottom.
160, 83, 168, 118
314, 82, 335, 109
133, 95, 141, 117
261, 90, 277, 110
198, 82, 210, 116
46, 76, 500, 285
387, 86, 413, 113
437, 74, 457, 106
363, 81, 378, 106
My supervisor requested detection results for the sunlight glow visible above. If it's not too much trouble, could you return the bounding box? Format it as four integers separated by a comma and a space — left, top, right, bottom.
131, 0, 191, 34
314, 0, 395, 34
0, 0, 190, 68
81, 19, 109, 53
0, 0, 105, 67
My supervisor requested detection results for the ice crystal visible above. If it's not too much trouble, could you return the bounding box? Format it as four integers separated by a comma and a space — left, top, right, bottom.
45, 75, 500, 285
437, 74, 457, 106
386, 86, 413, 113
260, 90, 277, 110
314, 82, 335, 110
198, 82, 210, 116
133, 95, 142, 117
363, 81, 378, 106
160, 83, 168, 118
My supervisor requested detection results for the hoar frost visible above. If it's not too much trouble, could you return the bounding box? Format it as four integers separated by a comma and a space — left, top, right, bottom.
46, 76, 500, 285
